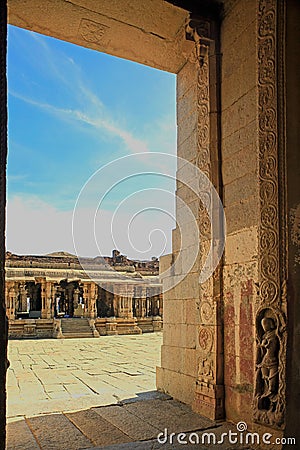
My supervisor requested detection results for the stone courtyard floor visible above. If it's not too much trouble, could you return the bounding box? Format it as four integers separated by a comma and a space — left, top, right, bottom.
7, 333, 162, 419
6, 334, 254, 450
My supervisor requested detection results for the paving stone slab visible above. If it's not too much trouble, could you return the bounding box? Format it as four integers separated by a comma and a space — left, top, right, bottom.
7, 334, 164, 445
66, 408, 133, 447
124, 399, 215, 434
93, 404, 161, 441
6, 418, 40, 450
26, 413, 93, 450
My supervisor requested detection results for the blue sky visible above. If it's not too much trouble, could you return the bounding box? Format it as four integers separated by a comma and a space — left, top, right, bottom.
6, 25, 177, 259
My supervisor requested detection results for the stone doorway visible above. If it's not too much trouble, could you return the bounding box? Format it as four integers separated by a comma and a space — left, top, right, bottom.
55, 280, 84, 318
1, 1, 300, 449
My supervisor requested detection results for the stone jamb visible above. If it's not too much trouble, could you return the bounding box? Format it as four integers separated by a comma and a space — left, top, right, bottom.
185, 15, 224, 421
253, 0, 288, 430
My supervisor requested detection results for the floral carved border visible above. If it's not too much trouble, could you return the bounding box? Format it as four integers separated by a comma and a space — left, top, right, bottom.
186, 18, 224, 420
254, 0, 287, 429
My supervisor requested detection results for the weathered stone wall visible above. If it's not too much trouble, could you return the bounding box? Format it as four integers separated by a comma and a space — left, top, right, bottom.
221, 0, 259, 424
159, 1, 290, 440
157, 54, 200, 407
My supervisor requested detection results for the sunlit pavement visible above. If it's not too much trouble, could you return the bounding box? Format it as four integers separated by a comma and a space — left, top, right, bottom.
7, 333, 162, 419
6, 334, 254, 450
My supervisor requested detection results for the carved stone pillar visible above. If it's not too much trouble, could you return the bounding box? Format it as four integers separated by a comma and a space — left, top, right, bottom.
73, 286, 84, 317
52, 284, 59, 318
19, 283, 27, 312
126, 285, 134, 319
37, 277, 47, 319
5, 282, 16, 320
111, 285, 118, 317
104, 284, 114, 316
44, 281, 54, 319
83, 282, 90, 318
158, 292, 163, 316
73, 288, 79, 310
186, 17, 224, 421
113, 284, 134, 319
134, 286, 147, 318
89, 282, 97, 319
152, 288, 161, 316
141, 289, 147, 318
10, 286, 16, 319
253, 0, 287, 430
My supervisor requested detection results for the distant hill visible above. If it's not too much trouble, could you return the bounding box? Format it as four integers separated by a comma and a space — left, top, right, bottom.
45, 251, 77, 258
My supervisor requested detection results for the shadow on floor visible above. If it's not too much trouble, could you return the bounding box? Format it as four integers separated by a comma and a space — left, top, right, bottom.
6, 391, 254, 450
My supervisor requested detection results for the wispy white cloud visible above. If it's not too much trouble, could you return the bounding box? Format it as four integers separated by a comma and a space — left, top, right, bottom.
10, 31, 150, 156
10, 89, 149, 155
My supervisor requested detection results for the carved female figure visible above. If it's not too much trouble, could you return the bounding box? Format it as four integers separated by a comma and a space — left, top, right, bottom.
256, 317, 279, 401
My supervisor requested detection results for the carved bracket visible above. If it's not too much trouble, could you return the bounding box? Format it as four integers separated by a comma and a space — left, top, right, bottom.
186, 18, 212, 65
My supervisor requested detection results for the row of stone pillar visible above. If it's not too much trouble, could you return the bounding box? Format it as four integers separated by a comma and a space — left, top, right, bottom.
5, 279, 162, 320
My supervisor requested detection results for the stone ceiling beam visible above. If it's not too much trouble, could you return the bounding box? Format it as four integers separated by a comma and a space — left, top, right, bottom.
8, 0, 192, 73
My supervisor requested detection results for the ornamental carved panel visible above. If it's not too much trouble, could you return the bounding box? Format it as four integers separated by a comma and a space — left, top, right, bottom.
187, 17, 224, 420
254, 0, 287, 429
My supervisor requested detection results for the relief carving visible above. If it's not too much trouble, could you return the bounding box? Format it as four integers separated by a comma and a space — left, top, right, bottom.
254, 309, 286, 428
187, 17, 223, 419
198, 355, 214, 380
258, 0, 280, 308
198, 326, 213, 352
198, 327, 214, 381
256, 317, 279, 403
255, 0, 287, 428
199, 300, 214, 323
79, 18, 108, 44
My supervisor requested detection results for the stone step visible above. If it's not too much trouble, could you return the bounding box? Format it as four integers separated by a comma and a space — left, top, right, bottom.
61, 331, 94, 336
61, 318, 95, 338
62, 328, 92, 332
61, 319, 91, 326
61, 327, 93, 330
62, 329, 93, 333
61, 329, 93, 332
62, 334, 94, 338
